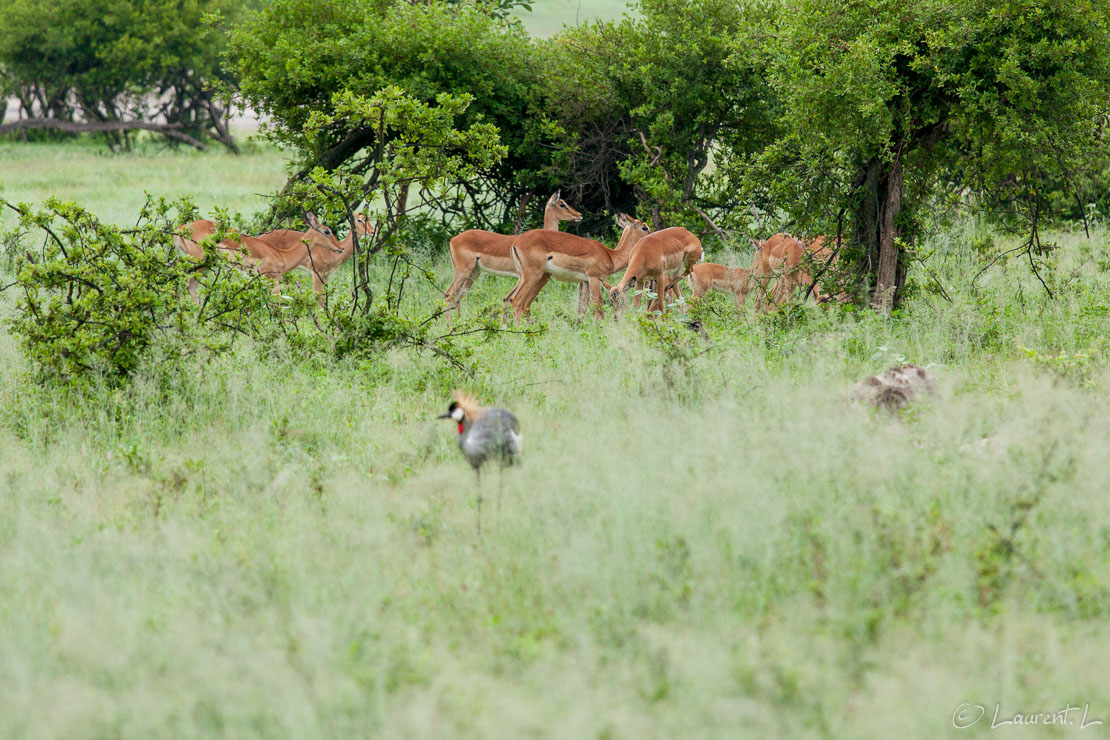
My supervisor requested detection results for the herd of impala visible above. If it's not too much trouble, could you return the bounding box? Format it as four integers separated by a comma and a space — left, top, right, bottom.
173, 191, 840, 319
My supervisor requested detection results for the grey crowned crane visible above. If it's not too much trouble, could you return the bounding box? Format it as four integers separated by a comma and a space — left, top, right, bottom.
438, 391, 522, 535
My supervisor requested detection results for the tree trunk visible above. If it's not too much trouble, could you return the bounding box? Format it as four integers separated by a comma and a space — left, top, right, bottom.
854, 155, 905, 313
513, 192, 533, 234
873, 155, 903, 313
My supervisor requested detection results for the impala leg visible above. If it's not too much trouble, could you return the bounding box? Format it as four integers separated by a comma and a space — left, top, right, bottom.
446, 263, 481, 323
756, 273, 771, 312
588, 277, 605, 320
504, 272, 529, 323
577, 283, 591, 314
652, 275, 667, 314
514, 273, 551, 323
507, 271, 541, 324
665, 277, 680, 305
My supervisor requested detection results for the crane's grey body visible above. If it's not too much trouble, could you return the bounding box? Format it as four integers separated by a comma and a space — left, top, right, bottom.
459, 408, 522, 472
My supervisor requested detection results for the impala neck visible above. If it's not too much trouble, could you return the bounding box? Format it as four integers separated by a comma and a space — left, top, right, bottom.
338, 231, 356, 257
607, 225, 642, 271
542, 206, 564, 231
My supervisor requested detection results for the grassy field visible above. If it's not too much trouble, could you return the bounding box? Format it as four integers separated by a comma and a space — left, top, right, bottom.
0, 139, 288, 225
2, 142, 1110, 737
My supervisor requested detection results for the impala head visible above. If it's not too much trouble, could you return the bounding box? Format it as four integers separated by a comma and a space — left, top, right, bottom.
616, 212, 650, 236
609, 275, 638, 305
353, 212, 375, 238
304, 212, 345, 254
547, 191, 583, 223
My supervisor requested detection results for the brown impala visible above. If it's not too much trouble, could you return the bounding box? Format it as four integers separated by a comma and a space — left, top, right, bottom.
750, 233, 838, 309
505, 213, 652, 322
173, 212, 343, 301
610, 227, 703, 315
257, 212, 375, 297
687, 263, 754, 309
444, 191, 582, 321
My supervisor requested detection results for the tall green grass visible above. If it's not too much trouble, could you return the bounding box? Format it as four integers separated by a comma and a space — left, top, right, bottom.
0, 139, 288, 226
2, 143, 1110, 737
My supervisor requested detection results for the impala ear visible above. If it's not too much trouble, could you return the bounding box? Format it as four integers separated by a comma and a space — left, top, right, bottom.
548, 191, 561, 205
750, 238, 762, 251
616, 212, 633, 228
305, 211, 321, 228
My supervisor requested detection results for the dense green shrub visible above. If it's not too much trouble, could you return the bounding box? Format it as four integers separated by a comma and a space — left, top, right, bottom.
228, 0, 554, 229
758, 0, 1110, 310
546, 0, 778, 232
3, 198, 303, 388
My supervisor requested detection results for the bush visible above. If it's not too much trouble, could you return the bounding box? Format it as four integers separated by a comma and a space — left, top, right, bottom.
3, 197, 301, 389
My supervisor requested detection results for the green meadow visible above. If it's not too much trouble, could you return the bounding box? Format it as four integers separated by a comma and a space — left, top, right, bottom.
1, 140, 1109, 737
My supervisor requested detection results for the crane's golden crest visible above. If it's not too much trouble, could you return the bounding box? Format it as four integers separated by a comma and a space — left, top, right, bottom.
451, 390, 484, 421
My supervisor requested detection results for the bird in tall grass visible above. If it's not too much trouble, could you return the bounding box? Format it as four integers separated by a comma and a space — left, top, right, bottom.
438, 390, 522, 535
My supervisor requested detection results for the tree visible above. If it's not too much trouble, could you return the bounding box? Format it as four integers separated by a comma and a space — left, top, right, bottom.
768, 0, 1110, 311
0, 0, 247, 150
228, 0, 556, 230
546, 0, 779, 234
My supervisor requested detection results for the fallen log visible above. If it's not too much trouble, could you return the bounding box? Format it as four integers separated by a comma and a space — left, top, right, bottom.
0, 117, 208, 151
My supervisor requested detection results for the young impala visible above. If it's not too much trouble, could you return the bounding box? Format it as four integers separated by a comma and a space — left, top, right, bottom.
687, 263, 754, 308
257, 212, 375, 297
173, 212, 343, 301
750, 233, 839, 309
609, 227, 703, 315
505, 213, 652, 322
444, 191, 582, 321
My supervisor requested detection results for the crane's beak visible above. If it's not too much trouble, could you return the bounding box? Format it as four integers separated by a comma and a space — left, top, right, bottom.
437, 413, 452, 419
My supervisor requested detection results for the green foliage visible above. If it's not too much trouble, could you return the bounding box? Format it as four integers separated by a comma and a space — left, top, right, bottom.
1020, 337, 1110, 387
228, 0, 552, 228
4, 141, 1110, 734
281, 86, 505, 319
0, 0, 247, 148
547, 0, 777, 229
3, 197, 295, 388
759, 0, 1110, 304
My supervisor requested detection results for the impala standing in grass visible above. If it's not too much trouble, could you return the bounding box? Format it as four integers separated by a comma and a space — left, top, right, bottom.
505, 213, 652, 322
687, 263, 754, 308
257, 212, 375, 299
444, 191, 582, 321
750, 233, 839, 309
609, 227, 703, 315
174, 212, 343, 301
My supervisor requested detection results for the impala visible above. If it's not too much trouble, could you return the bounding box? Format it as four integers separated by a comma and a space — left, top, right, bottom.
687, 263, 754, 308
173, 212, 342, 301
750, 233, 838, 310
257, 212, 375, 296
505, 213, 652, 322
609, 227, 703, 315
444, 191, 582, 321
